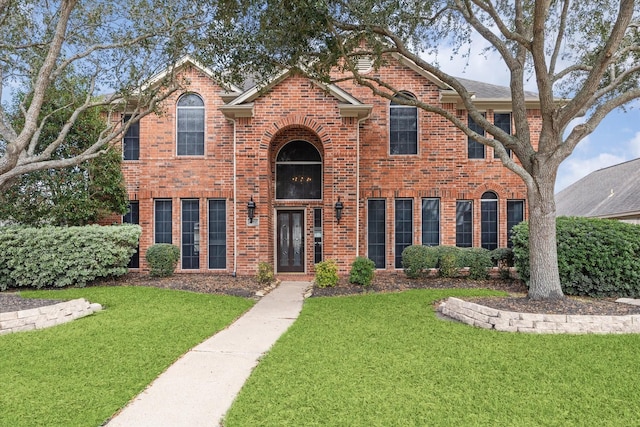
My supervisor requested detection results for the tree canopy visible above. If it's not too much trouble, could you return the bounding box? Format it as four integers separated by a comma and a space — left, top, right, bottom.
0, 0, 227, 192
0, 74, 127, 225
197, 0, 640, 299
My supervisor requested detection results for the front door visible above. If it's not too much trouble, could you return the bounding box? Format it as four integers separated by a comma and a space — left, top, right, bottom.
277, 210, 305, 272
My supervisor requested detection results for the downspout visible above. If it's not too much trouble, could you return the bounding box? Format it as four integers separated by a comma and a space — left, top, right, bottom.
356, 112, 371, 257
227, 117, 238, 277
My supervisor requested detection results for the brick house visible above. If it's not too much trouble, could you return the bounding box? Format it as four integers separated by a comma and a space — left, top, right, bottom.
119, 55, 539, 275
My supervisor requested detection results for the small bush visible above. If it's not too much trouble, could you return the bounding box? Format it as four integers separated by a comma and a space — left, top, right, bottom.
401, 245, 438, 278
438, 251, 459, 278
146, 244, 180, 277
463, 248, 492, 280
491, 247, 514, 279
314, 259, 339, 288
255, 261, 275, 286
349, 256, 376, 287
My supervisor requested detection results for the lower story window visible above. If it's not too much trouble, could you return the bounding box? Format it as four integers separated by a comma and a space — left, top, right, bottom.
181, 199, 200, 269
123, 201, 139, 268
507, 200, 525, 248
421, 198, 440, 246
456, 200, 473, 247
154, 199, 172, 244
368, 200, 386, 268
481, 192, 498, 250
208, 199, 226, 269
395, 199, 413, 268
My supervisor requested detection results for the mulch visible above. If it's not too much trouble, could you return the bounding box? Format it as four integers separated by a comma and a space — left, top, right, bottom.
2, 271, 640, 316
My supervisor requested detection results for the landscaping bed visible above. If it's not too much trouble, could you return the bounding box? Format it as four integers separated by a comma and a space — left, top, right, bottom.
4, 271, 640, 316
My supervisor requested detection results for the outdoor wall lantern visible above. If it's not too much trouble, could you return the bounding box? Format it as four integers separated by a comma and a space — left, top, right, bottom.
247, 196, 256, 223
334, 197, 344, 223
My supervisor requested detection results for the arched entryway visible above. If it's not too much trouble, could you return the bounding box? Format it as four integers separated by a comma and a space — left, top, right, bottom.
274, 140, 323, 273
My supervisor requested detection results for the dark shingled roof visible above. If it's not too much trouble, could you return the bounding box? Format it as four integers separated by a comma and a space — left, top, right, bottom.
456, 77, 539, 100
555, 158, 640, 218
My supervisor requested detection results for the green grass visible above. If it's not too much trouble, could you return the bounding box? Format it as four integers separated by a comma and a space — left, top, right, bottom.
0, 286, 253, 427
224, 289, 640, 427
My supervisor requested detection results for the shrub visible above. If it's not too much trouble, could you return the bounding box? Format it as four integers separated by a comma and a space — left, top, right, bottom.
491, 247, 514, 279
463, 248, 492, 280
438, 251, 459, 278
314, 259, 339, 288
349, 256, 375, 287
401, 245, 438, 278
0, 224, 141, 290
146, 244, 180, 277
511, 216, 640, 297
256, 261, 275, 286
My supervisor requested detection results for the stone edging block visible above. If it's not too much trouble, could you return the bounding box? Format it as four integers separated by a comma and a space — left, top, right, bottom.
0, 298, 102, 335
438, 297, 640, 334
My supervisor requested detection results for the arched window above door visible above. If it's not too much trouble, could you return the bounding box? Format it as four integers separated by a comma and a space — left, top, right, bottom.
276, 140, 322, 199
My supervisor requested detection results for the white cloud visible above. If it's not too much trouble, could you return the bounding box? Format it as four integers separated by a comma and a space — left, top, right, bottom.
556, 152, 627, 192
628, 131, 640, 158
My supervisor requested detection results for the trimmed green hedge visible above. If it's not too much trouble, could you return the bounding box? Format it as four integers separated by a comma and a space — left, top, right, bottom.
0, 224, 141, 290
146, 244, 180, 277
401, 245, 492, 279
511, 216, 640, 297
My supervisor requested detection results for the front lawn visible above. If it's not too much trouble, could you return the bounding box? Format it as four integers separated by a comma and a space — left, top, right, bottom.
0, 286, 253, 427
224, 288, 640, 426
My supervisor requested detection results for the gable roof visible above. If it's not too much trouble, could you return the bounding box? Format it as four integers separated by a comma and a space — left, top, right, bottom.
143, 55, 244, 94
555, 158, 640, 219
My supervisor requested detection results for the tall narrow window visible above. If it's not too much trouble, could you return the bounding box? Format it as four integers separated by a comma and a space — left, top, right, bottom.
368, 200, 386, 268
421, 198, 440, 246
507, 200, 525, 248
123, 201, 139, 268
314, 208, 322, 264
154, 199, 172, 244
494, 113, 512, 158
177, 93, 205, 156
456, 200, 473, 247
468, 114, 485, 159
276, 140, 322, 199
390, 92, 418, 155
208, 199, 226, 269
481, 192, 498, 250
123, 115, 140, 160
181, 199, 200, 269
395, 199, 413, 268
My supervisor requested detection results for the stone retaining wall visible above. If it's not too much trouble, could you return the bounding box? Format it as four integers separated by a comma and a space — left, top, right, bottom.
438, 297, 640, 334
0, 299, 102, 335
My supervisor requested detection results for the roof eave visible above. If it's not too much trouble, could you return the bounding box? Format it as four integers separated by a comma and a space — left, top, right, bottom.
219, 104, 255, 118
440, 92, 541, 110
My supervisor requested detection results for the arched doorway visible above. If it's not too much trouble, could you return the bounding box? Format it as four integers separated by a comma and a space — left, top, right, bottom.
275, 140, 322, 272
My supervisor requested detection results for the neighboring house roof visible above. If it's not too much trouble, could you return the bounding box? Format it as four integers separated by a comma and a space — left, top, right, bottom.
555, 158, 640, 219
454, 78, 539, 101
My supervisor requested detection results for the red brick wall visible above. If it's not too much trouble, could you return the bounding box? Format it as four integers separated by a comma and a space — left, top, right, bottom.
117, 59, 537, 276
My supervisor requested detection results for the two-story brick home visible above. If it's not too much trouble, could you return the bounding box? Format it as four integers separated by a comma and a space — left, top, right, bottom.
119, 55, 539, 275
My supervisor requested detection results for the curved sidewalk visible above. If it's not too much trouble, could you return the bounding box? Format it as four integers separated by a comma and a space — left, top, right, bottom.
106, 281, 311, 427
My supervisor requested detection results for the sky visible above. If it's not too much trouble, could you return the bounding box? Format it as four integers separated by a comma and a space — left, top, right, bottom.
428, 47, 640, 194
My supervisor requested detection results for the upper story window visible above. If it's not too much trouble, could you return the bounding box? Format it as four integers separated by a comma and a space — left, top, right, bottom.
123, 115, 139, 160
177, 93, 205, 156
494, 113, 512, 158
468, 113, 485, 159
390, 91, 418, 155
276, 140, 322, 199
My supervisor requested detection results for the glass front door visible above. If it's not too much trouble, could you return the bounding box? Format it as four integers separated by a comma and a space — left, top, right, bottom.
277, 210, 304, 272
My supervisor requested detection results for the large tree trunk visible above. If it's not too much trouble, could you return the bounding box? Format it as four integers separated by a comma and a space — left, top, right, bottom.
526, 175, 564, 300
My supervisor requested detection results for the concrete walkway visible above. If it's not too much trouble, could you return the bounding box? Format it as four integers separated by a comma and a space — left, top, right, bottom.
106, 281, 311, 427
